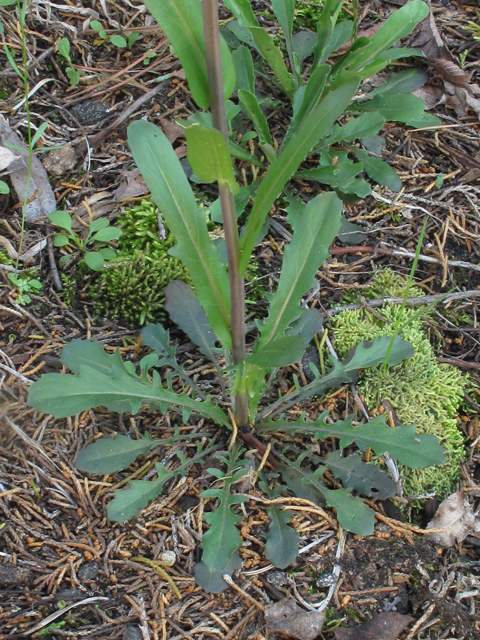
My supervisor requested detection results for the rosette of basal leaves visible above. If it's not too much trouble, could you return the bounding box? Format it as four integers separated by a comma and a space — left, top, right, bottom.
195, 446, 250, 593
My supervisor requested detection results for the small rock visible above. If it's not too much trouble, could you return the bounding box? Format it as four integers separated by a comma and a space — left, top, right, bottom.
316, 572, 336, 588
42, 144, 76, 177
267, 570, 287, 589
0, 563, 33, 586
264, 598, 325, 640
71, 101, 109, 125
123, 625, 143, 640
78, 562, 99, 581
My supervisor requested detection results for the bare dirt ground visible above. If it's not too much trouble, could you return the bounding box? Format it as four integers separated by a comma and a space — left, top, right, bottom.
1, 1, 480, 638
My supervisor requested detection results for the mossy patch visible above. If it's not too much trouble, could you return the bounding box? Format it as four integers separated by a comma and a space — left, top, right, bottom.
85, 200, 190, 326
331, 270, 466, 504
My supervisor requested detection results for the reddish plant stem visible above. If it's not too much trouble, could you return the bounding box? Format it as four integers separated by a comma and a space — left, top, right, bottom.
201, 0, 248, 427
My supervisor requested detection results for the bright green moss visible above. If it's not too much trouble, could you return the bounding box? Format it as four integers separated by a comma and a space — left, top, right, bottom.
331, 270, 466, 504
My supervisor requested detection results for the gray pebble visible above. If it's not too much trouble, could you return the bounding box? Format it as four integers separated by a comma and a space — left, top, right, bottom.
123, 625, 143, 640
78, 562, 99, 581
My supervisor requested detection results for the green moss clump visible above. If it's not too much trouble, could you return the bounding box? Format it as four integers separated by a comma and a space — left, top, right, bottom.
89, 249, 189, 326
331, 270, 466, 504
87, 200, 189, 326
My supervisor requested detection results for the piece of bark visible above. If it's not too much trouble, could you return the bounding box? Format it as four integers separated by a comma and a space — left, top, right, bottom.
264, 598, 325, 640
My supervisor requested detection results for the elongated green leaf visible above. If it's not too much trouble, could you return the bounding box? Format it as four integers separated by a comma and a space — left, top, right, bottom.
322, 19, 353, 61
353, 149, 401, 192
186, 124, 239, 194
329, 112, 386, 145
248, 335, 305, 368
371, 69, 429, 97
143, 0, 235, 108
323, 450, 396, 499
283, 65, 329, 147
238, 90, 273, 146
89, 218, 110, 233
232, 45, 255, 93
255, 336, 415, 421
128, 120, 231, 348
312, 0, 346, 68
351, 93, 426, 124
58, 37, 71, 59
296, 162, 363, 187
31, 122, 48, 148
223, 0, 296, 97
239, 75, 360, 273
164, 281, 217, 358
323, 487, 375, 536
350, 0, 429, 71
107, 452, 199, 523
76, 432, 157, 474
265, 507, 299, 569
28, 363, 229, 425
271, 0, 297, 86
262, 413, 444, 469
258, 192, 341, 347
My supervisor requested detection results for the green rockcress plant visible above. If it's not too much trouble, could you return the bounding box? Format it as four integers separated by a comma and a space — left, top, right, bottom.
28, 0, 444, 594
48, 210, 122, 271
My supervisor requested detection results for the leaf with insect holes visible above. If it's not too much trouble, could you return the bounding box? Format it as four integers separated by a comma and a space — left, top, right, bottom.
185, 125, 239, 194
258, 192, 341, 348
27, 339, 230, 425
265, 506, 299, 569
143, 0, 235, 109
261, 413, 444, 469
128, 120, 231, 348
49, 210, 72, 233
322, 450, 396, 500
239, 74, 360, 273
164, 281, 217, 358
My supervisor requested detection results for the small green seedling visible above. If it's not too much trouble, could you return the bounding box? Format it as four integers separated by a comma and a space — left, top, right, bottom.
0, 180, 9, 194
7, 272, 42, 305
90, 20, 127, 49
57, 37, 85, 86
48, 210, 122, 271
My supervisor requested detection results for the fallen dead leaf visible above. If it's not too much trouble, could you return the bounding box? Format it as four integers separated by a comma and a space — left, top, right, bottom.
427, 492, 476, 547
264, 598, 325, 640
160, 118, 186, 144
333, 612, 414, 640
0, 115, 57, 222
114, 169, 149, 202
410, 7, 480, 121
412, 85, 444, 110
